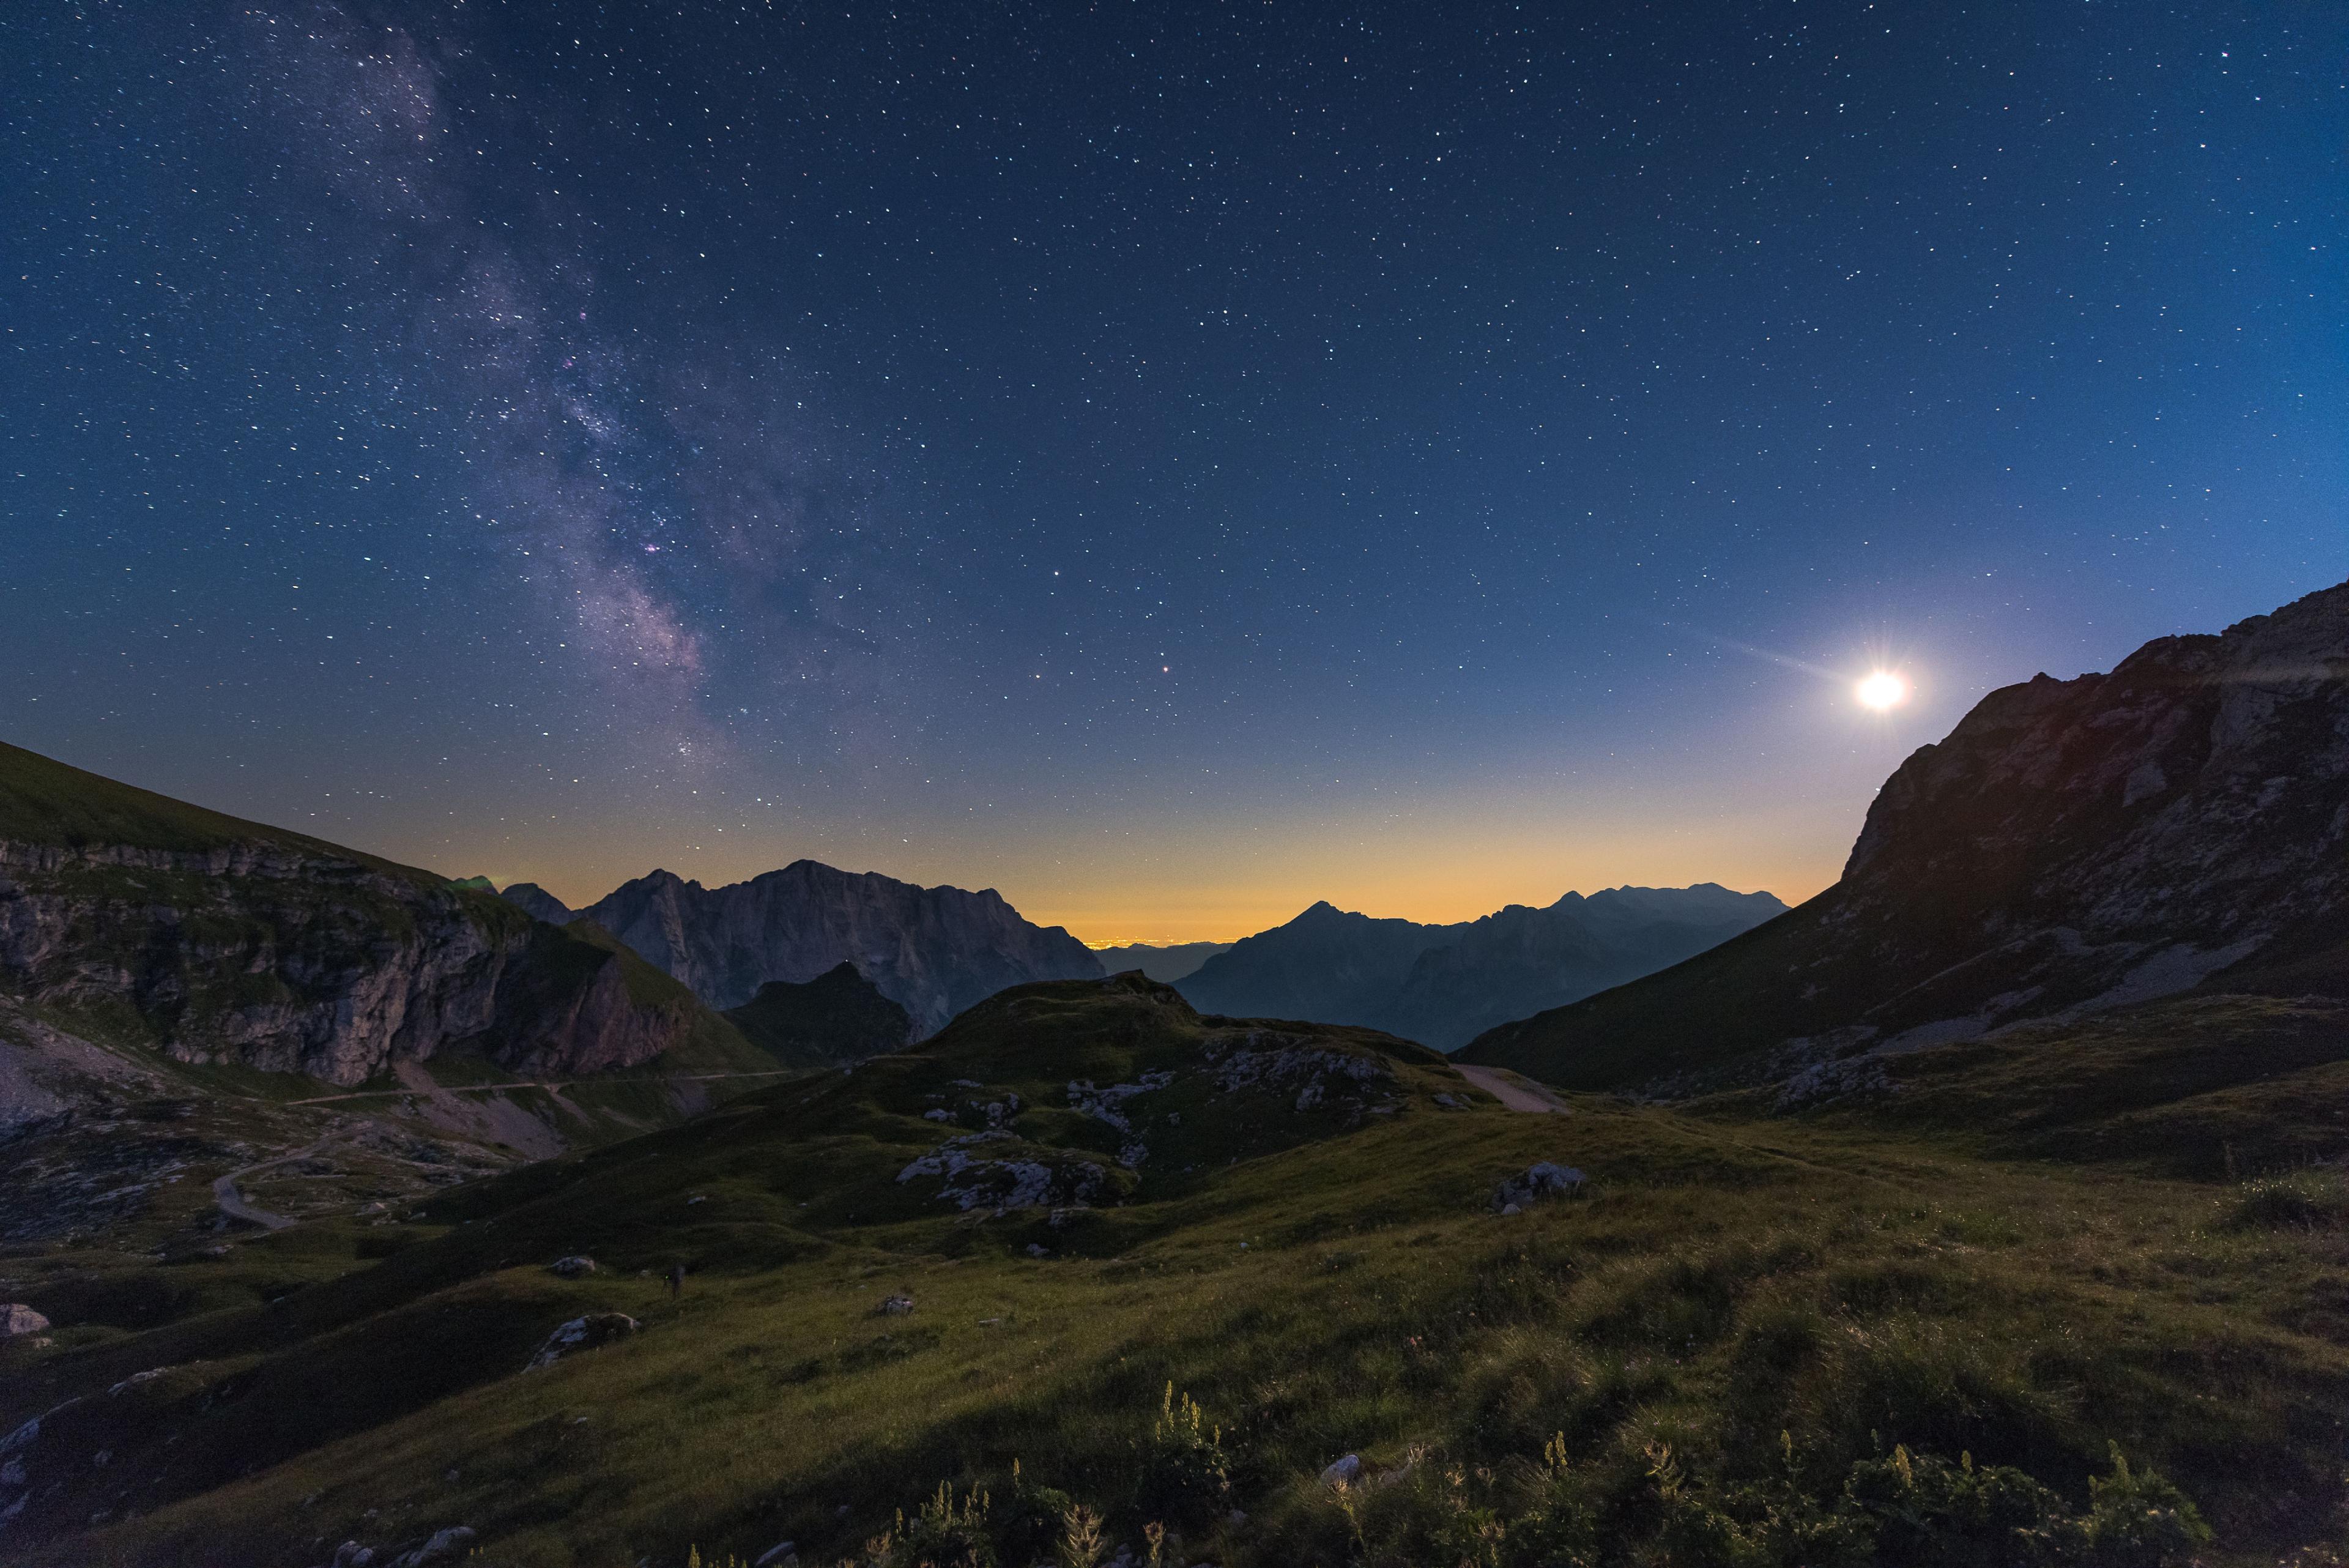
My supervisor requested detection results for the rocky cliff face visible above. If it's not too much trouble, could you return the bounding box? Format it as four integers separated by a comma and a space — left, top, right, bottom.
1176, 886, 1786, 1049
0, 745, 713, 1087
566, 861, 1104, 1034
1463, 579, 2349, 1091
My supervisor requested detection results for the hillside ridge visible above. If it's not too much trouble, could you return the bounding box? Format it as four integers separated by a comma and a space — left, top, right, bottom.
1464, 578, 2349, 1091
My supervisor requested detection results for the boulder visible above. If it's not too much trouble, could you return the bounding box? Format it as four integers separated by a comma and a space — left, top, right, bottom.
876, 1293, 915, 1316
549, 1255, 597, 1278
0, 1305, 50, 1337
386, 1526, 477, 1567
1319, 1453, 1362, 1487
525, 1313, 639, 1371
1491, 1162, 1584, 1210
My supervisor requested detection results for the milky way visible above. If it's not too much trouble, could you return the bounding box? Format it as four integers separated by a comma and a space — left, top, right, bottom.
4, 2, 2343, 937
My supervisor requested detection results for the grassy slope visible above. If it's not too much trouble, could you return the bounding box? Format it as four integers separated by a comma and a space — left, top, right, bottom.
0, 740, 436, 883
0, 741, 783, 1086
1, 978, 2340, 1566
721, 964, 914, 1073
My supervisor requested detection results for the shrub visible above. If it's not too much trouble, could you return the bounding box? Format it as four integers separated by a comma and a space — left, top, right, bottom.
894, 1481, 996, 1568
1842, 1443, 2063, 1567
1133, 1382, 1229, 1526
2226, 1170, 2349, 1230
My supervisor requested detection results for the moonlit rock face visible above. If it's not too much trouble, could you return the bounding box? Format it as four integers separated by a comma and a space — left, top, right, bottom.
1466, 578, 2349, 1093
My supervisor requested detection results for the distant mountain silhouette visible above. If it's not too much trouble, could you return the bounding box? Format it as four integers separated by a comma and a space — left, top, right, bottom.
1093, 941, 1233, 983
497, 881, 575, 924
1174, 885, 1786, 1049
1463, 578, 2349, 1093
524, 861, 1104, 1035
722, 960, 914, 1069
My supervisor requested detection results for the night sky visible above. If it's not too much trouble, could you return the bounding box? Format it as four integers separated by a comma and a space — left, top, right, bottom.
4, 3, 2342, 942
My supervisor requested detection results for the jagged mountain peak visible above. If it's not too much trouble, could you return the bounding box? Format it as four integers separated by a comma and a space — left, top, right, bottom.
1464, 577, 2349, 1091
568, 857, 1103, 1032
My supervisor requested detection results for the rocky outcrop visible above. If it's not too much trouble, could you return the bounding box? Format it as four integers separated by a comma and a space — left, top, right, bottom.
1175, 886, 1786, 1049
525, 1312, 638, 1371
0, 744, 718, 1086
573, 862, 1103, 1034
1463, 579, 2349, 1092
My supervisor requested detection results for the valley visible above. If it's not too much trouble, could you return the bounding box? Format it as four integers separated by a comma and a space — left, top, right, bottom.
6, 581, 2349, 1567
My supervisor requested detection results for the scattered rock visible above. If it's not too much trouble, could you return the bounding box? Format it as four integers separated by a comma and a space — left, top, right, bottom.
1433, 1093, 1460, 1109
876, 1294, 915, 1316
1025, 1243, 1049, 1257
1319, 1453, 1362, 1487
1499, 1202, 1522, 1216
923, 1109, 954, 1122
0, 1304, 50, 1337
1491, 1162, 1584, 1211
525, 1313, 639, 1371
328, 1541, 376, 1568
686, 1195, 708, 1206
548, 1255, 597, 1278
386, 1525, 477, 1567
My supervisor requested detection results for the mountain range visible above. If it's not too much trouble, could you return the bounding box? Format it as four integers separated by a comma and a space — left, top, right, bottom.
1175, 883, 1787, 1049
10, 580, 2349, 1565
1464, 578, 2349, 1093
502, 864, 1105, 1035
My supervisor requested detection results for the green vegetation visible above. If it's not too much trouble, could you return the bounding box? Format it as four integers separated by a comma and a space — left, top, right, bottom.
724, 962, 915, 1072
0, 738, 437, 881
2, 975, 2343, 1567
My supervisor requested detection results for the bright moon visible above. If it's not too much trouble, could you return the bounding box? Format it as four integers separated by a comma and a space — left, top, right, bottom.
1856, 671, 1908, 710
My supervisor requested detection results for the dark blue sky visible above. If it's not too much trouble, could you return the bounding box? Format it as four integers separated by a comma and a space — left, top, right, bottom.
4, 1, 2342, 939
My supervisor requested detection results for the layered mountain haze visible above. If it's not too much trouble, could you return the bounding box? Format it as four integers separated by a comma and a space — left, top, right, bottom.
1464, 579, 2349, 1094
1091, 940, 1233, 983
1176, 885, 1786, 1049
535, 863, 1104, 1035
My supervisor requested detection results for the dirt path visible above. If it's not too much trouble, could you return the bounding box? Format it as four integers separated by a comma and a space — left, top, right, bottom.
1453, 1063, 1570, 1113
211, 1143, 322, 1231
285, 1069, 805, 1106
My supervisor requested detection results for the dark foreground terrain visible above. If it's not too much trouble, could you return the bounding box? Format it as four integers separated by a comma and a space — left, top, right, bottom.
4, 973, 2345, 1567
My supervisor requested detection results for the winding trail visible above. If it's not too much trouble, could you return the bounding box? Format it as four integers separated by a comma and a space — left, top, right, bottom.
210, 1142, 326, 1231
284, 1069, 804, 1106
1453, 1063, 1570, 1114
